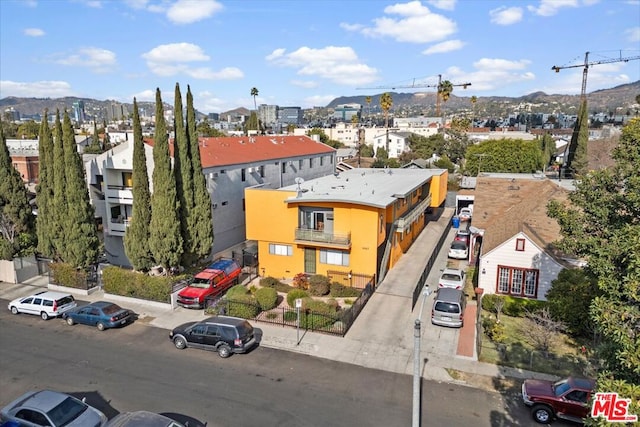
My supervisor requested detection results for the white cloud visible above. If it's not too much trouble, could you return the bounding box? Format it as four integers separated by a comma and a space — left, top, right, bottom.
339, 22, 364, 31
52, 47, 116, 72
130, 89, 156, 103
526, 0, 596, 17
266, 46, 378, 86
83, 1, 102, 8
0, 80, 75, 98
142, 43, 242, 80
166, 0, 223, 24
422, 39, 464, 55
625, 26, 640, 42
439, 58, 535, 92
24, 28, 45, 37
489, 6, 523, 25
355, 0, 457, 43
427, 0, 456, 11
303, 94, 337, 107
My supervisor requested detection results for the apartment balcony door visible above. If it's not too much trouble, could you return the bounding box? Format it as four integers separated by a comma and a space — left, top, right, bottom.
304, 248, 316, 274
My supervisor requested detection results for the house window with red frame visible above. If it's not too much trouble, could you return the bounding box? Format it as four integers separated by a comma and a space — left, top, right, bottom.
496, 265, 539, 298
515, 238, 525, 251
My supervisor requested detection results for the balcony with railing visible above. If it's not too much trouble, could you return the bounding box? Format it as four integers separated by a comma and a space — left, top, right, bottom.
105, 185, 133, 203
394, 194, 432, 232
294, 228, 351, 249
106, 216, 130, 236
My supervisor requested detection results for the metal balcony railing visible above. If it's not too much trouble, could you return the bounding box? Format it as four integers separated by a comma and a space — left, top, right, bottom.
294, 228, 350, 246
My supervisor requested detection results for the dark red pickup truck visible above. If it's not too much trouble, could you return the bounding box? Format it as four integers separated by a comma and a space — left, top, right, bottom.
177, 259, 242, 309
522, 377, 595, 424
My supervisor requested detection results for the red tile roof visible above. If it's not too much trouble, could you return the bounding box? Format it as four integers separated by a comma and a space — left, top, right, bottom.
145, 135, 335, 168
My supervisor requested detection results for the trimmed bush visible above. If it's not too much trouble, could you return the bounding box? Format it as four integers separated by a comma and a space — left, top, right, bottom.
227, 294, 260, 319
255, 287, 278, 310
227, 284, 249, 299
102, 266, 175, 302
260, 276, 281, 288
308, 274, 330, 296
287, 289, 309, 307
49, 262, 87, 289
329, 281, 361, 298
502, 296, 548, 317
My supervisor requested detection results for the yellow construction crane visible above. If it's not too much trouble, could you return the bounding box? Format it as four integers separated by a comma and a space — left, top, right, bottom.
356, 74, 471, 116
551, 51, 640, 100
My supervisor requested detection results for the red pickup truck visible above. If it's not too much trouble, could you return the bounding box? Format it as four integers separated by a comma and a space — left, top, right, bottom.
522, 377, 595, 424
177, 259, 242, 309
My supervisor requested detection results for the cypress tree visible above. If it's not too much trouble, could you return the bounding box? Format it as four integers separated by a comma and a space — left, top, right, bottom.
0, 123, 33, 260
149, 89, 183, 270
36, 111, 55, 257
173, 83, 196, 265
566, 98, 589, 177
61, 111, 99, 268
187, 85, 213, 259
124, 99, 153, 271
51, 111, 66, 259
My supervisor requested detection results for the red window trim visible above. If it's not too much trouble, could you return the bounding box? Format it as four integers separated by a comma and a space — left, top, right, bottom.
495, 265, 539, 298
515, 238, 525, 251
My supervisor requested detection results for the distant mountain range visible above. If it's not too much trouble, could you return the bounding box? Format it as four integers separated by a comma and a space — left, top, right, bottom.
1, 81, 638, 120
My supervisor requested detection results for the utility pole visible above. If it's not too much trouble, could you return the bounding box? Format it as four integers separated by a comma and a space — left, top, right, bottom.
475, 153, 490, 177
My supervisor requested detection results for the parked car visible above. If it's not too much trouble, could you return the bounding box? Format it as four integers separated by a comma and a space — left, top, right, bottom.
62, 301, 134, 331
522, 377, 595, 424
8, 291, 77, 320
170, 316, 257, 358
0, 390, 107, 427
177, 259, 242, 309
431, 288, 466, 328
458, 207, 473, 222
454, 228, 471, 245
106, 411, 185, 427
438, 268, 466, 289
447, 240, 469, 260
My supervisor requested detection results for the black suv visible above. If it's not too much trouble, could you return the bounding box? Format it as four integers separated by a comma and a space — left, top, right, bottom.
169, 316, 256, 358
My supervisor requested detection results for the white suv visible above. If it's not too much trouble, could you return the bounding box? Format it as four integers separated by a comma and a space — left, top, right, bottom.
8, 291, 77, 320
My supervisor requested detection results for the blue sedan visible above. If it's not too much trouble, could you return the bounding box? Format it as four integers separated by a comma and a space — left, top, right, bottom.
62, 301, 134, 331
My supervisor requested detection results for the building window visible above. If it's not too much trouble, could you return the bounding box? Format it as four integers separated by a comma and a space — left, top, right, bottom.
515, 238, 525, 251
282, 162, 286, 173
496, 266, 539, 297
309, 158, 313, 168
319, 249, 349, 266
299, 159, 303, 169
260, 165, 265, 177
320, 156, 324, 166
241, 168, 246, 182
330, 156, 333, 164
269, 244, 292, 256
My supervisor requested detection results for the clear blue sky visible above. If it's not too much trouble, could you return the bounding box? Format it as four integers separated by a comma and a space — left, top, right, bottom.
1, 0, 639, 114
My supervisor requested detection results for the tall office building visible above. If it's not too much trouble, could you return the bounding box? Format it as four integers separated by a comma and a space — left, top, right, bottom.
258, 104, 278, 125
278, 106, 303, 125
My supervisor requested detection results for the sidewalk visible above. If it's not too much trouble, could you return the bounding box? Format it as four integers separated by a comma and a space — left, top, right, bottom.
3, 271, 558, 388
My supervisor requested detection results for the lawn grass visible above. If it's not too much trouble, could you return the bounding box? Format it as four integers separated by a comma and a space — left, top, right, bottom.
478, 311, 592, 377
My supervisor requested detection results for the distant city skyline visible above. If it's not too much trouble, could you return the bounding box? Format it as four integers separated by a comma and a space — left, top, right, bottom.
1, 0, 639, 114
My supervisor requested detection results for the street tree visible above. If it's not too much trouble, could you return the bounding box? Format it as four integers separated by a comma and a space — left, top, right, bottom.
548, 117, 640, 423
365, 96, 372, 122
380, 92, 393, 128
173, 83, 196, 266
187, 85, 213, 261
123, 99, 153, 271
36, 111, 55, 258
196, 118, 225, 137
16, 120, 39, 139
465, 139, 543, 175
51, 111, 66, 259
60, 111, 99, 268
0, 123, 34, 260
149, 89, 183, 271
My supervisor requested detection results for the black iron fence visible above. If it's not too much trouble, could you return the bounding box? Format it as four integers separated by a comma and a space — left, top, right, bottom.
206, 281, 375, 337
412, 218, 452, 308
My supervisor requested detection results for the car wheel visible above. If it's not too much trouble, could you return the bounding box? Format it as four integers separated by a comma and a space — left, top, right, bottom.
531, 404, 553, 424
41, 311, 49, 320
96, 322, 105, 331
173, 337, 187, 350
218, 344, 232, 358
66, 317, 75, 326
10, 306, 18, 315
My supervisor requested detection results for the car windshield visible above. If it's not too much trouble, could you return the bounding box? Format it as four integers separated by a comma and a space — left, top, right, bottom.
101, 304, 121, 315
451, 242, 467, 250
553, 379, 571, 397
442, 273, 462, 281
57, 296, 75, 305
47, 397, 87, 426
190, 278, 210, 288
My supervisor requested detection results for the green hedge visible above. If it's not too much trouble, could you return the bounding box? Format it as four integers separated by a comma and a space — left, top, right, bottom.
49, 263, 88, 289
227, 284, 249, 299
287, 289, 309, 307
226, 294, 260, 319
255, 287, 278, 310
329, 281, 362, 298
482, 294, 548, 317
260, 276, 293, 293
102, 266, 179, 303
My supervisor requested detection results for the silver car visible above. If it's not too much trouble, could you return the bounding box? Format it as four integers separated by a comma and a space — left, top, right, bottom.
106, 411, 185, 427
0, 390, 107, 427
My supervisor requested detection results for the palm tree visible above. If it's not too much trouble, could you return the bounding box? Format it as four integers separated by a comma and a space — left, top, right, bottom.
438, 80, 453, 116
250, 87, 259, 112
365, 96, 372, 124
380, 92, 393, 128
470, 96, 477, 127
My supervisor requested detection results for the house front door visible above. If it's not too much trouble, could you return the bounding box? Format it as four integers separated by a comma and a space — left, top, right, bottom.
304, 248, 316, 274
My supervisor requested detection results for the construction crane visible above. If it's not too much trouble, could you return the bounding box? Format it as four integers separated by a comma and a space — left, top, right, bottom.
551, 51, 640, 100
356, 74, 471, 116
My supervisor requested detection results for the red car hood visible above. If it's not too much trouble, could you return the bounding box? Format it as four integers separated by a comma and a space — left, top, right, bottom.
178, 286, 209, 298
524, 379, 554, 398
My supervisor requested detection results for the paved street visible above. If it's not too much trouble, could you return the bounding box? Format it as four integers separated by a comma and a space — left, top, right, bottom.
0, 307, 534, 427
